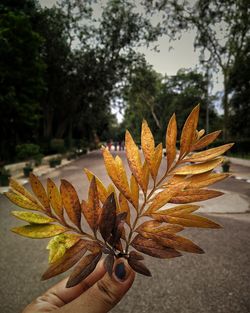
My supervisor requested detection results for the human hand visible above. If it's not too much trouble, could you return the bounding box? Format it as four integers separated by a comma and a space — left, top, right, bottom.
23, 258, 135, 313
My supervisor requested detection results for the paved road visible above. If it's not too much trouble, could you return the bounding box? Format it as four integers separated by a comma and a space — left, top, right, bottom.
0, 151, 250, 313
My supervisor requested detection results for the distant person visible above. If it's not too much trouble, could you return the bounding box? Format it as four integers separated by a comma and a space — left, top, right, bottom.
114, 141, 118, 151
23, 259, 134, 313
107, 139, 112, 151
120, 140, 125, 151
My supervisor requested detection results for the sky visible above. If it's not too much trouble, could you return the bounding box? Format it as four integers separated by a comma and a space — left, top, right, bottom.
39, 0, 224, 121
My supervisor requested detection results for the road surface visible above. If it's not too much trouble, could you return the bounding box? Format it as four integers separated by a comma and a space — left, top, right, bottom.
0, 151, 249, 313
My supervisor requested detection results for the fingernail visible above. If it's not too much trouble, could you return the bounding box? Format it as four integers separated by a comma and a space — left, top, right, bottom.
114, 262, 126, 281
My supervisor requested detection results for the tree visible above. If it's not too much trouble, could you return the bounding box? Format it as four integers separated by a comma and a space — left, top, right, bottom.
144, 0, 250, 140
228, 37, 250, 139
123, 62, 220, 143
0, 1, 45, 162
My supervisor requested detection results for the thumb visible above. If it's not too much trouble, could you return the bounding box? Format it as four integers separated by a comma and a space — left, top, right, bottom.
58, 258, 135, 313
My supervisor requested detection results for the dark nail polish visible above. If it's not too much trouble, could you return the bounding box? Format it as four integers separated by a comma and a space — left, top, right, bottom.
115, 262, 126, 281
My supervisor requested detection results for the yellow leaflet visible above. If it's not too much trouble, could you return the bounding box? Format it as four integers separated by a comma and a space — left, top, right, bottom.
11, 211, 55, 224
9, 178, 38, 203
47, 234, 80, 263
5, 191, 44, 211
12, 224, 67, 238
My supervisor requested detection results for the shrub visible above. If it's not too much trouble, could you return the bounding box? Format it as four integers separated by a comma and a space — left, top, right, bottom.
16, 144, 41, 161
50, 139, 65, 154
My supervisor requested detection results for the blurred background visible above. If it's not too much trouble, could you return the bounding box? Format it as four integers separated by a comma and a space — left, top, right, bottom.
0, 1, 249, 313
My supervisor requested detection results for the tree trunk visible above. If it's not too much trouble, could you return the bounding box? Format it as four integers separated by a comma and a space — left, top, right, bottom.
222, 75, 229, 141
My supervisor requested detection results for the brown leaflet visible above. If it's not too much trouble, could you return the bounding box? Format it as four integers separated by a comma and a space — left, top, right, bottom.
130, 174, 139, 210
47, 179, 64, 221
4, 191, 44, 211
166, 113, 177, 170
99, 193, 117, 242
128, 258, 151, 277
83, 168, 108, 203
125, 130, 146, 193
170, 189, 223, 204
60, 180, 81, 228
191, 130, 221, 151
156, 214, 222, 228
174, 158, 224, 175
66, 252, 102, 288
109, 212, 127, 248
187, 172, 230, 189
129, 250, 144, 260
29, 174, 51, 213
141, 120, 155, 176
131, 234, 182, 259
146, 181, 189, 213
42, 240, 88, 280
104, 254, 115, 276
118, 192, 131, 225
152, 143, 163, 180
179, 104, 200, 158
136, 220, 162, 232
142, 232, 204, 254
86, 177, 100, 232
185, 143, 234, 162
9, 178, 39, 204
136, 220, 183, 234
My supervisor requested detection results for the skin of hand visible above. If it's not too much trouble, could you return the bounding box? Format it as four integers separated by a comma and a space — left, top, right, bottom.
23, 258, 135, 313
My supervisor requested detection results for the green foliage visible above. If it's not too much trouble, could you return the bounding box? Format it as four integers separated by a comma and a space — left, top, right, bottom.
16, 143, 41, 161
145, 0, 250, 140
123, 63, 220, 143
